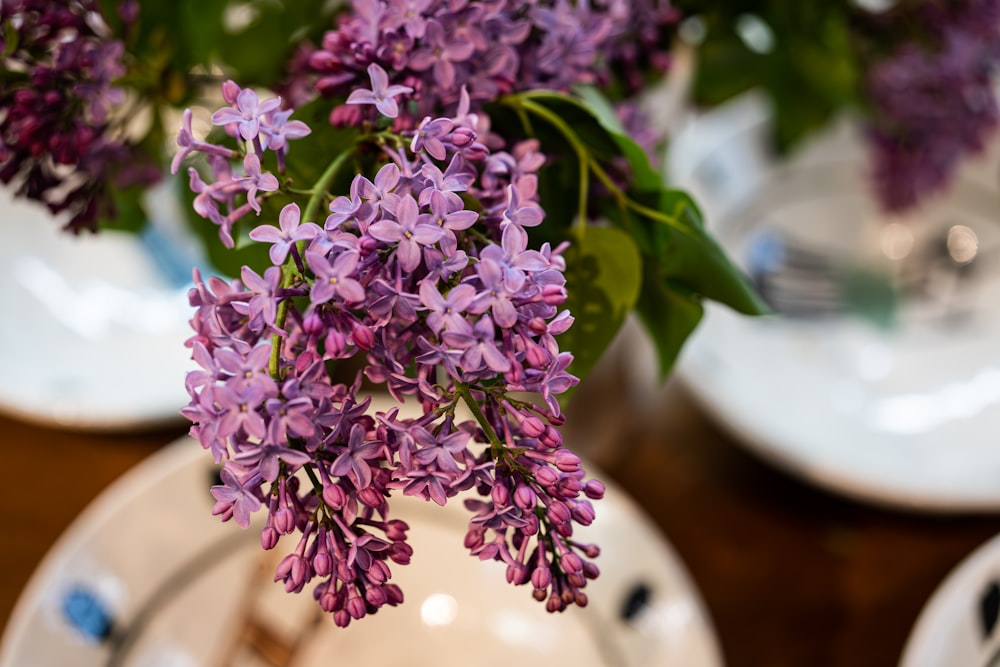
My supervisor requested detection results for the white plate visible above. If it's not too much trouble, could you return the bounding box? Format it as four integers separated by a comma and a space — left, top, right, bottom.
669, 93, 1000, 512
901, 532, 1000, 667
0, 185, 197, 430
0, 430, 723, 666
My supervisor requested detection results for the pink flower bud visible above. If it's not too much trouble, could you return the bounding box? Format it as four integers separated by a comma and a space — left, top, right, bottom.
583, 479, 606, 499
352, 323, 375, 350
547, 500, 571, 524
260, 526, 279, 550
541, 284, 567, 305
531, 566, 552, 591
527, 317, 548, 335
323, 483, 346, 509
514, 484, 536, 510
521, 415, 546, 438
491, 483, 510, 506
325, 330, 347, 358
221, 80, 241, 105
384, 519, 408, 541
553, 449, 580, 472
526, 342, 549, 368
570, 501, 595, 525
540, 426, 563, 449
450, 126, 477, 147
366, 585, 388, 607
346, 593, 367, 620
535, 466, 559, 487
273, 506, 295, 534
314, 550, 333, 577
304, 313, 324, 336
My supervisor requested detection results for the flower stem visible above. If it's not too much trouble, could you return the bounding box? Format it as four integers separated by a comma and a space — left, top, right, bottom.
514, 96, 695, 238
268, 148, 356, 380
455, 383, 504, 458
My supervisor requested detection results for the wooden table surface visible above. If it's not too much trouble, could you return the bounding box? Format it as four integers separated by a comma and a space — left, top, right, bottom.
1, 379, 998, 666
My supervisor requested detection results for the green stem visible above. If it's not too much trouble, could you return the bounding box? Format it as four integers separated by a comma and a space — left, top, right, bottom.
268, 148, 355, 380
455, 383, 505, 458
515, 97, 694, 238
302, 149, 353, 230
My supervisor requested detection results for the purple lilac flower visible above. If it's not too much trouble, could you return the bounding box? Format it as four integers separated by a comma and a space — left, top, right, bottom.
180, 81, 601, 627
368, 194, 446, 271
346, 63, 415, 119
292, 0, 677, 130
0, 0, 159, 232
173, 88, 312, 246
865, 3, 1000, 212
212, 88, 283, 142
249, 203, 323, 265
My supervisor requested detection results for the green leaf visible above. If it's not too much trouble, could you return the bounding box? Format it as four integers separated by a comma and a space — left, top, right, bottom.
518, 89, 662, 192
571, 85, 662, 191
97, 184, 147, 233
635, 268, 704, 380
281, 100, 360, 192
214, 0, 337, 86
559, 226, 643, 387
654, 189, 769, 315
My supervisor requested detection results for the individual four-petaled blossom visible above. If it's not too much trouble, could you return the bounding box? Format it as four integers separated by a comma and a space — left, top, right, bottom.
249, 203, 322, 265
261, 108, 312, 151
368, 194, 445, 271
211, 468, 263, 529
212, 88, 283, 141
306, 250, 366, 304
237, 153, 280, 213
346, 63, 414, 119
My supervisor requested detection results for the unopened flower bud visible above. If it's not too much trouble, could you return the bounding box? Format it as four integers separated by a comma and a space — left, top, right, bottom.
346, 592, 367, 620
491, 483, 510, 506
462, 142, 489, 161
514, 484, 536, 509
304, 313, 324, 336
527, 317, 548, 335
314, 550, 333, 577
540, 426, 563, 449
583, 479, 606, 500
553, 449, 580, 472
570, 501, 595, 525
531, 566, 552, 590
323, 483, 346, 509
384, 519, 408, 541
526, 342, 549, 368
273, 506, 296, 534
352, 323, 375, 350
366, 585, 388, 607
260, 526, 279, 550
521, 415, 546, 438
450, 126, 477, 147
541, 284, 567, 305
547, 500, 571, 524
221, 80, 241, 104
535, 466, 559, 487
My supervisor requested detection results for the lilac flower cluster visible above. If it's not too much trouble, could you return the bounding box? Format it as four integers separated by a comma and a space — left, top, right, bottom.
292, 0, 677, 126
172, 81, 311, 248
177, 78, 604, 625
0, 0, 158, 232
866, 0, 1000, 212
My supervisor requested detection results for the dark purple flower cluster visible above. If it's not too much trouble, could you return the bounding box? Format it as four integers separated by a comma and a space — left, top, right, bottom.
0, 0, 157, 232
292, 0, 677, 126
866, 0, 1000, 212
177, 80, 604, 625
